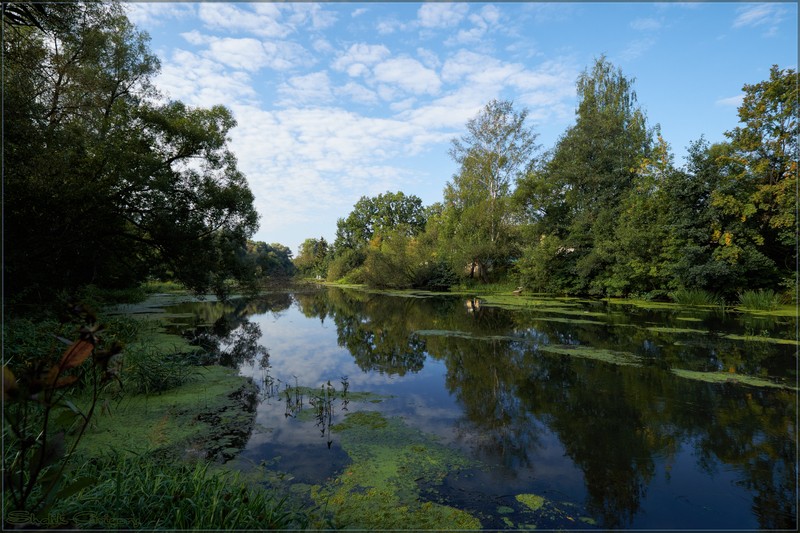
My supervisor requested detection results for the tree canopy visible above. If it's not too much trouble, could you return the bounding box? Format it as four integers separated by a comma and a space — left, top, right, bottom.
4, 1, 261, 302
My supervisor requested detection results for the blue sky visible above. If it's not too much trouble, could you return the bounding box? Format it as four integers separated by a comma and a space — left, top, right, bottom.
125, 2, 797, 255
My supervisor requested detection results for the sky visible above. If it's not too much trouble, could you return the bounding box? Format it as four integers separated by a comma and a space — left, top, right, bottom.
124, 1, 798, 255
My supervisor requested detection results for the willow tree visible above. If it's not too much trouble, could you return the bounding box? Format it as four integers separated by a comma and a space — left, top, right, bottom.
442, 99, 538, 281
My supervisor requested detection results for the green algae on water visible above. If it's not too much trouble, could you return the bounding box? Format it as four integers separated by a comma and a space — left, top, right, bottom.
516, 493, 545, 512
671, 368, 797, 390
539, 344, 643, 366
313, 410, 481, 530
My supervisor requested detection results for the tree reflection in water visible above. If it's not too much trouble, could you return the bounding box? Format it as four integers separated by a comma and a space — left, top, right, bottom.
176, 288, 797, 529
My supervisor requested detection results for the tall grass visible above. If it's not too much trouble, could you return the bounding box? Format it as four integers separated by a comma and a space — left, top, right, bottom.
669, 288, 722, 307
55, 455, 307, 529
738, 289, 781, 311
122, 344, 202, 395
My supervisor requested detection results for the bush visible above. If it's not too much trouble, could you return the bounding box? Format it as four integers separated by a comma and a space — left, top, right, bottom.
327, 249, 365, 282
737, 289, 781, 311
669, 288, 722, 306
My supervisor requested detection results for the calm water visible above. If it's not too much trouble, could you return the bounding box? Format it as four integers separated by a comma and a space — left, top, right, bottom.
163, 287, 797, 530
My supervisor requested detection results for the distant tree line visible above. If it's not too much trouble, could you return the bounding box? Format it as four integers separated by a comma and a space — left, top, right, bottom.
3, 1, 294, 306
297, 58, 797, 300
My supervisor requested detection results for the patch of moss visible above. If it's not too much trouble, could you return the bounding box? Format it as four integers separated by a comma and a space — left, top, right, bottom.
312, 411, 481, 530
516, 493, 545, 512
670, 368, 797, 390
539, 344, 642, 366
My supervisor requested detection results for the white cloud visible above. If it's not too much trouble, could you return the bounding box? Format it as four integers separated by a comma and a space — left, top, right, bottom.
416, 48, 441, 69
446, 5, 503, 45
618, 37, 656, 61
352, 8, 368, 18
335, 82, 380, 105
373, 57, 442, 95
715, 94, 744, 107
278, 72, 334, 106
198, 3, 291, 38
417, 3, 469, 29
732, 4, 785, 29
332, 43, 392, 75
630, 17, 661, 31
124, 2, 195, 27
155, 49, 258, 108
196, 2, 337, 38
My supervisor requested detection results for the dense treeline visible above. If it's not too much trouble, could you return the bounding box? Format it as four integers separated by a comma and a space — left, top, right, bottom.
302, 58, 797, 301
3, 1, 290, 307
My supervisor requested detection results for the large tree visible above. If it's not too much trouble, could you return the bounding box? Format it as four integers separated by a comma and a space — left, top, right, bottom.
517, 57, 653, 294
441, 99, 538, 281
3, 1, 260, 301
333, 191, 426, 252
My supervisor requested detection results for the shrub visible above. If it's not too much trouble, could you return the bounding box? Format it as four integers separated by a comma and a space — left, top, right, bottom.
669, 288, 722, 306
737, 289, 781, 311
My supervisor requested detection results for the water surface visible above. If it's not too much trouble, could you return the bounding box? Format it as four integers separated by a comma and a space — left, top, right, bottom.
165, 287, 797, 530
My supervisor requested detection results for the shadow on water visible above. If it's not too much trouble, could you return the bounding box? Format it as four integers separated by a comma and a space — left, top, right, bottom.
163, 287, 797, 530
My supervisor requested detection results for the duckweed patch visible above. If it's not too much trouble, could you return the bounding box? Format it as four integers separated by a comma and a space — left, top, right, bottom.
312, 410, 481, 530
671, 368, 797, 390
539, 344, 643, 366
722, 334, 799, 346
646, 326, 710, 335
516, 493, 545, 512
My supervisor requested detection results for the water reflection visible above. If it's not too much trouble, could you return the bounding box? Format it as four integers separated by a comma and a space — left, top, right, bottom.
165, 288, 797, 529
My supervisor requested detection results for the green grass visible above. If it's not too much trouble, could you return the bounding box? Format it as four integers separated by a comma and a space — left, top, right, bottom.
737, 289, 781, 311
51, 455, 306, 529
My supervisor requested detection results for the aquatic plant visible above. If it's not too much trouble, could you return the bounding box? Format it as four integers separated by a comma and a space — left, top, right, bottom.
737, 289, 781, 311
312, 411, 481, 529
669, 288, 722, 307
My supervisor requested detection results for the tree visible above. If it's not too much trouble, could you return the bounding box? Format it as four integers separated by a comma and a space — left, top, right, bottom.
521, 57, 653, 294
3, 1, 260, 302
713, 65, 797, 292
333, 191, 426, 252
246, 242, 296, 279
441, 99, 538, 281
294, 237, 331, 277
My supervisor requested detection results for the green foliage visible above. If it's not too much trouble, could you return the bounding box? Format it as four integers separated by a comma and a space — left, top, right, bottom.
326, 248, 366, 282
245, 241, 296, 280
334, 191, 427, 252
294, 237, 331, 278
2, 306, 122, 517
441, 99, 537, 282
3, 2, 259, 304
669, 288, 723, 307
737, 289, 781, 311
50, 455, 305, 529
